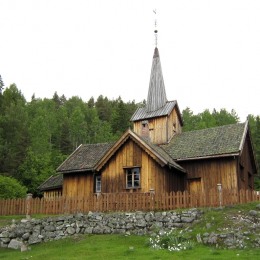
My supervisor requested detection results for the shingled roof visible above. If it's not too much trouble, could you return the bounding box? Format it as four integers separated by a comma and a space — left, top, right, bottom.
57, 142, 115, 173
38, 174, 63, 191
131, 100, 177, 121
56, 129, 185, 175
161, 122, 247, 160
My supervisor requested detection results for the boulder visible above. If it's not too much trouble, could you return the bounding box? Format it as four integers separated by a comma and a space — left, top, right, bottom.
8, 239, 24, 250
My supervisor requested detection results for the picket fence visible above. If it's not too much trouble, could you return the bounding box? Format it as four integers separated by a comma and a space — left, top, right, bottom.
0, 189, 260, 216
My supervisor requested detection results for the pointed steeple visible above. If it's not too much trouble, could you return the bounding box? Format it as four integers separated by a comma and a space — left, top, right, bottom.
146, 47, 167, 112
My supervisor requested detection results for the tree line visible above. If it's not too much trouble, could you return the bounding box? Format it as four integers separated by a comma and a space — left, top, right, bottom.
0, 82, 259, 197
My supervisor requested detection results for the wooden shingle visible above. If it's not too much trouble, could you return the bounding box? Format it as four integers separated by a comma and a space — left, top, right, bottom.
161, 123, 247, 160
57, 142, 115, 173
38, 174, 63, 191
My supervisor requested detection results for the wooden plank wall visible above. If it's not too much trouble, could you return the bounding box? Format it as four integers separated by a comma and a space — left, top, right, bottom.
180, 157, 238, 192
133, 108, 182, 145
167, 108, 182, 137
43, 189, 62, 198
238, 133, 255, 190
148, 116, 167, 144
100, 138, 185, 193
63, 172, 93, 197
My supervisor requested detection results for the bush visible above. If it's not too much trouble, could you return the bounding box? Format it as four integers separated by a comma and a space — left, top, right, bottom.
0, 175, 27, 199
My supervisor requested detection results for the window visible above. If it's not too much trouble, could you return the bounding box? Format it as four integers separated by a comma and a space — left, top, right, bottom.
141, 120, 149, 137
126, 167, 140, 189
95, 175, 101, 193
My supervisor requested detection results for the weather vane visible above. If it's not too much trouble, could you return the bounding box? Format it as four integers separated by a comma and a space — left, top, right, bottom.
153, 9, 158, 47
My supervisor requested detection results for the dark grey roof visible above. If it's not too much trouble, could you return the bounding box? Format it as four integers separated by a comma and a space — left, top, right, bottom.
38, 174, 63, 191
57, 142, 115, 173
131, 100, 177, 121
146, 47, 167, 112
161, 123, 247, 160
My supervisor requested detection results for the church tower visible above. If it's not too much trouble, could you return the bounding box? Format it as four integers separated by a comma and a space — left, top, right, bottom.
130, 15, 183, 144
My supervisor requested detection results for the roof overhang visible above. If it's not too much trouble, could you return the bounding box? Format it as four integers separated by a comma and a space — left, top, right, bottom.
39, 185, 62, 191
58, 168, 94, 174
175, 153, 240, 162
130, 100, 183, 126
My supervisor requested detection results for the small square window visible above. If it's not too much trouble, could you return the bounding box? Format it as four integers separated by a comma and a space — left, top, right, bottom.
126, 168, 140, 189
95, 175, 101, 193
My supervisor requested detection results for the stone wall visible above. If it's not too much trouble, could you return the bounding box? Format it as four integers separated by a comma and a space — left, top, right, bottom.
0, 208, 201, 250
1, 206, 260, 250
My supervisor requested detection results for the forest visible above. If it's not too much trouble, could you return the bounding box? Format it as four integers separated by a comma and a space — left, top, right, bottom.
0, 81, 259, 197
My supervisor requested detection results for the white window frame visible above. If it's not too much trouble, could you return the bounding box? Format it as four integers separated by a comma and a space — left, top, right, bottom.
126, 167, 140, 189
95, 175, 102, 193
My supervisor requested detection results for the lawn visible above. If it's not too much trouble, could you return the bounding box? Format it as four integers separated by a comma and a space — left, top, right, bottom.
0, 234, 260, 260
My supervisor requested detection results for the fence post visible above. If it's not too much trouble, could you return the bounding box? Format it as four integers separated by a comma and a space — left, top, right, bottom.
26, 193, 33, 219
150, 189, 155, 211
217, 184, 222, 208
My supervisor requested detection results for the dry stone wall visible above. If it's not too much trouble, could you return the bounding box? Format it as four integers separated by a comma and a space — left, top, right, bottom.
0, 209, 201, 250
1, 206, 260, 250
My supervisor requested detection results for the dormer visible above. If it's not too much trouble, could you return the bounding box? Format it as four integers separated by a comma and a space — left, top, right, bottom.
130, 47, 183, 144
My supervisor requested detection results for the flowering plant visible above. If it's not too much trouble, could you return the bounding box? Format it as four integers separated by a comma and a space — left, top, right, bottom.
148, 229, 195, 252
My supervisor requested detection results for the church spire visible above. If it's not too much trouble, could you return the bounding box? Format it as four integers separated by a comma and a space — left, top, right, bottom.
146, 13, 167, 112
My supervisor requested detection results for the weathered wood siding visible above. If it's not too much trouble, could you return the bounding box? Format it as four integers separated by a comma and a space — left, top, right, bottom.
179, 157, 238, 192
149, 116, 167, 145
238, 133, 255, 190
167, 108, 182, 138
133, 107, 182, 144
43, 189, 62, 198
100, 138, 186, 193
63, 172, 93, 197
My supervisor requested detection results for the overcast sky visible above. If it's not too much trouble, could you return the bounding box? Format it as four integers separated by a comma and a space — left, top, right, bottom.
1, 0, 260, 121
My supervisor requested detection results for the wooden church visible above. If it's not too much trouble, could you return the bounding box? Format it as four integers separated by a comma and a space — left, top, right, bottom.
39, 46, 258, 198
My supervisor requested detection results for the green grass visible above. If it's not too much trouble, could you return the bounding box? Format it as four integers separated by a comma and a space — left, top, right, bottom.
0, 215, 24, 228
0, 234, 260, 260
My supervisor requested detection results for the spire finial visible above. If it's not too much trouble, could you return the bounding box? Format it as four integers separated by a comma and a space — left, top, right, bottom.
153, 9, 158, 47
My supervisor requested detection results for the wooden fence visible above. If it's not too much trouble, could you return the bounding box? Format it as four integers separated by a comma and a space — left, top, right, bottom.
0, 189, 260, 216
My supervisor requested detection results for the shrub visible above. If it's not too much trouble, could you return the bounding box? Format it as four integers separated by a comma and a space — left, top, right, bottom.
0, 175, 27, 199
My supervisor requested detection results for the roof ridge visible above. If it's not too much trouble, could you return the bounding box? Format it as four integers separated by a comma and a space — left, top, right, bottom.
82, 142, 115, 146
182, 122, 245, 134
